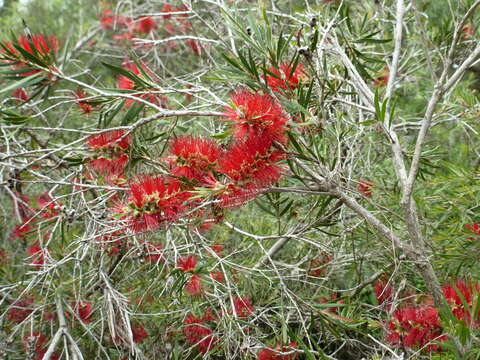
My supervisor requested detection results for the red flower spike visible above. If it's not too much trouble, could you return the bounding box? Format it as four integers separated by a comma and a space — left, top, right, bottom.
258, 342, 298, 360
7, 297, 35, 323
132, 324, 148, 343
137, 17, 156, 34
100, 9, 131, 29
232, 296, 254, 318
177, 255, 198, 272
119, 176, 190, 233
168, 135, 221, 183
72, 301, 93, 324
38, 193, 61, 218
185, 274, 203, 297
75, 89, 94, 114
87, 153, 129, 177
183, 313, 218, 354
386, 305, 445, 351
374, 277, 393, 309
210, 271, 225, 283
186, 38, 201, 56
358, 181, 373, 198
466, 223, 480, 236
11, 219, 33, 240
264, 63, 306, 92
12, 88, 28, 102
162, 4, 174, 19
442, 280, 480, 325
86, 130, 131, 151
219, 135, 284, 187
223, 89, 288, 143
27, 246, 45, 268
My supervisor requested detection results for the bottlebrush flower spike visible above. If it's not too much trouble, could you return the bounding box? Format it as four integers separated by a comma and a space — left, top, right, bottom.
12, 88, 29, 102
442, 280, 480, 325
264, 63, 306, 92
177, 255, 198, 272
386, 305, 445, 351
99, 9, 131, 29
7, 297, 35, 323
374, 277, 393, 309
38, 193, 61, 218
118, 176, 190, 233
72, 301, 93, 323
219, 135, 284, 187
2, 34, 59, 77
183, 313, 218, 354
27, 245, 45, 268
258, 342, 298, 360
358, 181, 373, 198
86, 130, 131, 151
75, 89, 94, 114
223, 89, 288, 143
232, 296, 254, 318
136, 17, 156, 34
87, 153, 129, 175
132, 323, 148, 343
466, 223, 480, 236
185, 274, 203, 296
167, 135, 221, 183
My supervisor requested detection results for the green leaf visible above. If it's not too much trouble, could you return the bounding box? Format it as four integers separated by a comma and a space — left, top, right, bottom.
0, 73, 43, 95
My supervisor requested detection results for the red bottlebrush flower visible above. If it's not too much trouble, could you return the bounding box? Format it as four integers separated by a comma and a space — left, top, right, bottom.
144, 242, 164, 263
117, 62, 139, 91
183, 313, 218, 354
210, 271, 225, 283
386, 305, 445, 351
137, 17, 156, 34
358, 181, 373, 198
219, 135, 284, 187
12, 88, 28, 102
210, 244, 224, 256
162, 4, 174, 19
374, 277, 393, 309
100, 9, 131, 29
186, 38, 201, 56
442, 280, 480, 325
23, 331, 47, 351
17, 34, 59, 56
38, 193, 61, 218
72, 301, 93, 324
27, 246, 45, 268
233, 296, 254, 318
177, 255, 198, 272
132, 323, 148, 343
167, 135, 221, 183
86, 130, 131, 151
87, 153, 129, 177
258, 342, 298, 360
308, 252, 332, 277
116, 61, 167, 107
466, 223, 480, 236
75, 89, 94, 114
223, 89, 288, 143
185, 274, 203, 296
2, 35, 59, 77
11, 219, 33, 240
7, 297, 35, 323
119, 176, 190, 233
264, 63, 306, 92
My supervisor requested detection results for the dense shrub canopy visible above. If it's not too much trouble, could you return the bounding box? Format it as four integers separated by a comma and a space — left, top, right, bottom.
1, 0, 480, 359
